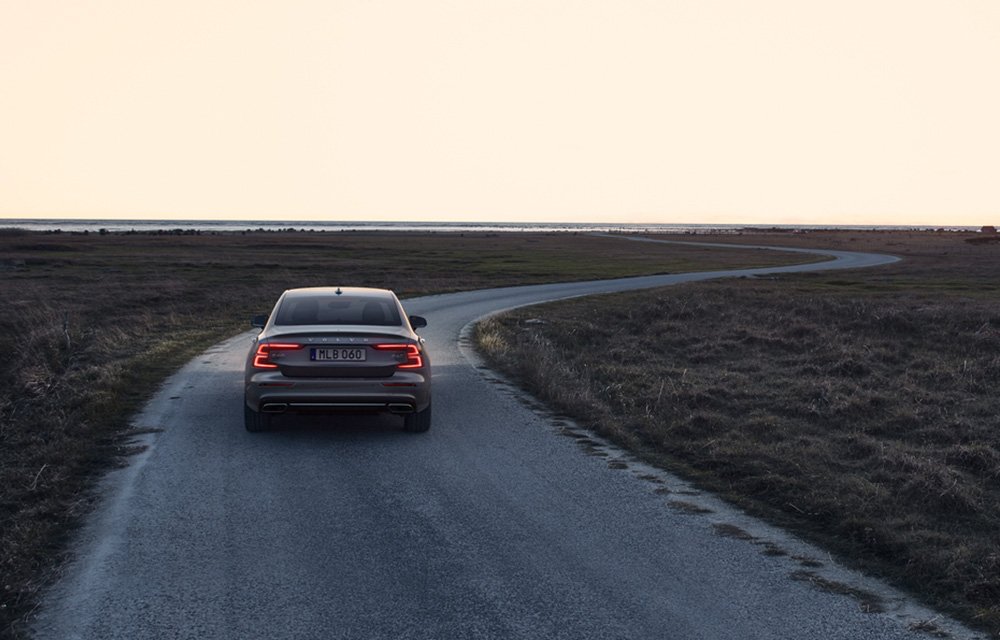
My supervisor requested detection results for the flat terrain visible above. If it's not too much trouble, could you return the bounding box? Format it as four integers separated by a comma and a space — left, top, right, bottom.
0, 229, 806, 638
30, 240, 943, 640
476, 230, 1000, 636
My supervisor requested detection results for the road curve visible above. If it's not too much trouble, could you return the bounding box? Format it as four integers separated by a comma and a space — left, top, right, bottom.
35, 238, 975, 639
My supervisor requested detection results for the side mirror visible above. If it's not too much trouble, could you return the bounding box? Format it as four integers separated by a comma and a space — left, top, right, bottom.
409, 315, 427, 329
250, 314, 268, 328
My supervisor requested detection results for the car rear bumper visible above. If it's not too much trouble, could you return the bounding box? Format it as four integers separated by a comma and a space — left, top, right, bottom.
245, 371, 430, 414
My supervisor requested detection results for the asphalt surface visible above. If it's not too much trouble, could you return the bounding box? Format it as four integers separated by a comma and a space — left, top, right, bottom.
34, 238, 980, 639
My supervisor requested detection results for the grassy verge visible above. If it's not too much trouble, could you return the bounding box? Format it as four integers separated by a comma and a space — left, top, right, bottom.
0, 229, 803, 638
474, 230, 1000, 636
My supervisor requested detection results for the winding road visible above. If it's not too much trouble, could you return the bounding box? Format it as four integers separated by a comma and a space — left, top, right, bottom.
34, 238, 979, 639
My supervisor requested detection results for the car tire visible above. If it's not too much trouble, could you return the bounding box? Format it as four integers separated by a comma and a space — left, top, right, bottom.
244, 402, 270, 433
403, 402, 431, 433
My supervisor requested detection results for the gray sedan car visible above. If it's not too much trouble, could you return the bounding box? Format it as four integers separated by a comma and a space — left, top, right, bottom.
244, 287, 431, 433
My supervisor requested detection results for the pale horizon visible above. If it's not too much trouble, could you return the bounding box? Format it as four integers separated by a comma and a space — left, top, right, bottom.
2, 1, 998, 226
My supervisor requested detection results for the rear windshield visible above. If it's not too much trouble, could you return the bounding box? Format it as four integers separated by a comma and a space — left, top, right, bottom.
274, 295, 402, 326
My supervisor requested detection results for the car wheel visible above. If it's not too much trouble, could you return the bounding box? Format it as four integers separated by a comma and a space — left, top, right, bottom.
244, 402, 270, 433
403, 402, 431, 433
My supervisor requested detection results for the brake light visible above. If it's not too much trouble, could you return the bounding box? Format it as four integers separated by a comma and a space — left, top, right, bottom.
372, 343, 423, 369
253, 342, 302, 369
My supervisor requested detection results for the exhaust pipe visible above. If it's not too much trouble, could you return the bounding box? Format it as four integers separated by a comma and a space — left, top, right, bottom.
388, 403, 415, 414
261, 403, 288, 414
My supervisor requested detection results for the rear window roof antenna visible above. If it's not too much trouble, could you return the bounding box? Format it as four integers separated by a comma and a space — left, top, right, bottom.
335, 287, 343, 295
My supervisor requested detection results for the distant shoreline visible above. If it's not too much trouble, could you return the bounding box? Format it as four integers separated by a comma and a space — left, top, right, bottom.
0, 218, 980, 234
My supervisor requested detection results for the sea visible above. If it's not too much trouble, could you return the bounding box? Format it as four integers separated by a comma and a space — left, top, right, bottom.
0, 218, 977, 234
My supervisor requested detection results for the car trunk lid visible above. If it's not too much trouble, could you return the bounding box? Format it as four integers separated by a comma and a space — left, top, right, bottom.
256, 330, 420, 378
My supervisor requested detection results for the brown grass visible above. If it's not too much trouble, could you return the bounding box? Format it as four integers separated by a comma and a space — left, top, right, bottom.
0, 229, 803, 638
475, 229, 1000, 636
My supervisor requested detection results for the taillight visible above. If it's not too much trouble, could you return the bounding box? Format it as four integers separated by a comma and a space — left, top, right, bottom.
253, 342, 302, 369
372, 343, 424, 369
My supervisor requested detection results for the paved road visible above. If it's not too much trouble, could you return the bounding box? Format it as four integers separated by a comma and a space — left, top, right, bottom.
35, 239, 977, 639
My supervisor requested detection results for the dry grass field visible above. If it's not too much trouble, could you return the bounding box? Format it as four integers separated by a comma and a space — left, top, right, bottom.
0, 228, 804, 637
475, 230, 1000, 636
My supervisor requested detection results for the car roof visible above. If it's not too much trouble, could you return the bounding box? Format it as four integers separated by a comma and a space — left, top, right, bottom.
282, 287, 396, 300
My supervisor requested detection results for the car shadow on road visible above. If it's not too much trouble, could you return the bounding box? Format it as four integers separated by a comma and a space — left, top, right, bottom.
252, 412, 414, 440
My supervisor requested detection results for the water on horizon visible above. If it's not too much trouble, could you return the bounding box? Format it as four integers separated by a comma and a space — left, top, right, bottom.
0, 218, 978, 234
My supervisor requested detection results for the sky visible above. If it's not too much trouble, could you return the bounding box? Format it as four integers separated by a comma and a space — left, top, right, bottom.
1, 1, 998, 225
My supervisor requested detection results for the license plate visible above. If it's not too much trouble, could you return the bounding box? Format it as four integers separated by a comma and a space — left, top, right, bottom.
311, 347, 367, 362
